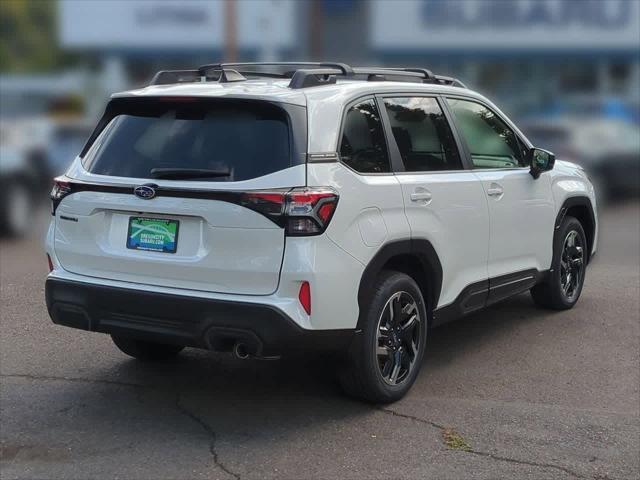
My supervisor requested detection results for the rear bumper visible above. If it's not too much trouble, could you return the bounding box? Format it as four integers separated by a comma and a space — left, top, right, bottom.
45, 278, 353, 356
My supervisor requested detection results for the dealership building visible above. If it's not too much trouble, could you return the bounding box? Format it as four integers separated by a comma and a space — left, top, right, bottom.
53, 0, 640, 119
367, 0, 640, 117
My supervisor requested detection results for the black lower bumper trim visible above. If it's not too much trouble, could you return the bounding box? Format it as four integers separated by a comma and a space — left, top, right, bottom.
45, 278, 353, 356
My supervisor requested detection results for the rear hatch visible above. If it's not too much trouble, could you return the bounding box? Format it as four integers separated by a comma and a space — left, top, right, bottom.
53, 96, 307, 295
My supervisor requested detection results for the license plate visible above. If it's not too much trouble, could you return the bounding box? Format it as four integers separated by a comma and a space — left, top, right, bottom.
127, 217, 179, 253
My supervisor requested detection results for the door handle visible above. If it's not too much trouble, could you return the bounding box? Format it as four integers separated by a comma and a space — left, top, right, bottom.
410, 190, 432, 203
487, 183, 504, 197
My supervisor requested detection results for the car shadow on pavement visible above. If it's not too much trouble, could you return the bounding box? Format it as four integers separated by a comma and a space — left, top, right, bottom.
60, 290, 559, 429
424, 292, 551, 368
1, 291, 609, 479
104, 292, 549, 399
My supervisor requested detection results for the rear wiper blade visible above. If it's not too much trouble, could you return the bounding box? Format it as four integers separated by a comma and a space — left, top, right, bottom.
150, 168, 231, 179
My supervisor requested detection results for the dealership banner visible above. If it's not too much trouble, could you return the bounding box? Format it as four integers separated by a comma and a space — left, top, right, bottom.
59, 0, 295, 50
371, 0, 640, 52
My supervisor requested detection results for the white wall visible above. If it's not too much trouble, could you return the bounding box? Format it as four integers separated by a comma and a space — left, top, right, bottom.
59, 0, 296, 50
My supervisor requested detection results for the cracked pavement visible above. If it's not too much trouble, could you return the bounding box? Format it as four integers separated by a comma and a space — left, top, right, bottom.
1, 202, 639, 480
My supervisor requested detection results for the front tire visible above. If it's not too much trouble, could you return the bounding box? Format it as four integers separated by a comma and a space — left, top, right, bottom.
111, 335, 184, 361
531, 216, 587, 310
338, 271, 428, 403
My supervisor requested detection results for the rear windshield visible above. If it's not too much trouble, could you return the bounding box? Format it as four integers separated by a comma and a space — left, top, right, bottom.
83, 99, 291, 182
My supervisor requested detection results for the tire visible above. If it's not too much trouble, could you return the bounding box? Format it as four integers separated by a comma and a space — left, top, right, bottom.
111, 335, 184, 361
531, 215, 587, 310
338, 271, 428, 403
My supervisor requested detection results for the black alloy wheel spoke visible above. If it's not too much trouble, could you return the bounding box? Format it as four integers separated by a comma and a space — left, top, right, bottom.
375, 291, 422, 386
560, 230, 584, 301
391, 295, 403, 328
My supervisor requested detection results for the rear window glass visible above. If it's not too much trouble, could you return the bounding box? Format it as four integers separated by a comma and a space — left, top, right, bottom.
83, 100, 291, 181
339, 99, 390, 173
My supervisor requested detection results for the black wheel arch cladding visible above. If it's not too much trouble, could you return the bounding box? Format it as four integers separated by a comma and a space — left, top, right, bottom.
356, 239, 442, 330
554, 196, 596, 264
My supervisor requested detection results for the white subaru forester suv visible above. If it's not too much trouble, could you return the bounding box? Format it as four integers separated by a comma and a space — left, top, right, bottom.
45, 63, 598, 403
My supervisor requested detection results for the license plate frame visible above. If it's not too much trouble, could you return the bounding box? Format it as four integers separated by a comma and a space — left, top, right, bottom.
126, 216, 180, 254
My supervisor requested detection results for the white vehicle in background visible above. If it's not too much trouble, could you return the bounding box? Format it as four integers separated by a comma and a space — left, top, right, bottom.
0, 142, 32, 236
521, 117, 640, 201
0, 123, 51, 236
41, 119, 94, 177
45, 63, 598, 403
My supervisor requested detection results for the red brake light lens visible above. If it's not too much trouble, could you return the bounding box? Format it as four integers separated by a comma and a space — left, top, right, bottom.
240, 191, 286, 216
47, 254, 54, 273
298, 281, 311, 315
248, 193, 286, 204
317, 203, 335, 223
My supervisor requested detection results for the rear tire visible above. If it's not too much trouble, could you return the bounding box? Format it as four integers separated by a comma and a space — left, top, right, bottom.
531, 216, 587, 310
338, 271, 428, 403
111, 335, 184, 361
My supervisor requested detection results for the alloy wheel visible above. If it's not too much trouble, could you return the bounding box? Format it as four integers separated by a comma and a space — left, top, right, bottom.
560, 230, 584, 301
375, 291, 423, 385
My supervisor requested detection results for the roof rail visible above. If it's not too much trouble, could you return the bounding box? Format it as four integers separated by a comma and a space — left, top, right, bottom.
150, 70, 200, 85
376, 68, 466, 87
148, 62, 467, 89
433, 75, 468, 88
377, 67, 435, 81
150, 69, 245, 85
289, 67, 445, 89
151, 62, 355, 86
289, 68, 343, 89
198, 62, 353, 76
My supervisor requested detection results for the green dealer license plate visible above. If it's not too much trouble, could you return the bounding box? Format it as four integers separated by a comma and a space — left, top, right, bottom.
127, 217, 179, 253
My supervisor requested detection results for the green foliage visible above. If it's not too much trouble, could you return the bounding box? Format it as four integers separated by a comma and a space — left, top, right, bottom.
0, 0, 77, 73
442, 428, 472, 452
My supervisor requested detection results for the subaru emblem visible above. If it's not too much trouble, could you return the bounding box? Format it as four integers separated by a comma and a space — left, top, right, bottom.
134, 184, 157, 200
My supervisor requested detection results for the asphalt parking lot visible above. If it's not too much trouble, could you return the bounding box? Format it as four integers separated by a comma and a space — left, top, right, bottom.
1, 202, 638, 480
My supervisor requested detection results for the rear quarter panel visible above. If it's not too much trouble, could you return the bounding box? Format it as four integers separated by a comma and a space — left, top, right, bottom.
305, 163, 410, 330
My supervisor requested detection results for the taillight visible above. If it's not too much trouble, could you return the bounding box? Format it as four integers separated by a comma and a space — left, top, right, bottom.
284, 187, 338, 236
47, 254, 54, 272
50, 178, 72, 215
240, 191, 286, 218
298, 281, 311, 315
242, 187, 338, 236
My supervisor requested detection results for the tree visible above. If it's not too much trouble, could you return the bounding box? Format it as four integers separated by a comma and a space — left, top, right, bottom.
0, 0, 77, 73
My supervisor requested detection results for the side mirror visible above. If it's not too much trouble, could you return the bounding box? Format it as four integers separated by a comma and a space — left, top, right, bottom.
528, 148, 555, 179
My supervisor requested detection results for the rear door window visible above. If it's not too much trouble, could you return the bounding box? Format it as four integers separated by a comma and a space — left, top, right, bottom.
83, 100, 292, 182
382, 97, 463, 172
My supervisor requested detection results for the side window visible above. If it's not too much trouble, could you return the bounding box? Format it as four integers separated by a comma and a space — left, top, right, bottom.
446, 98, 527, 169
382, 97, 462, 171
339, 99, 390, 173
